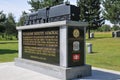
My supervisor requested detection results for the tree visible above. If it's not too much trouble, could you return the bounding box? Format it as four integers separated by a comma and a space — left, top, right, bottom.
17, 11, 27, 26
28, 0, 64, 12
97, 24, 111, 32
102, 0, 120, 25
112, 25, 120, 31
77, 0, 104, 39
0, 23, 5, 33
0, 11, 6, 34
5, 13, 17, 36
0, 11, 6, 23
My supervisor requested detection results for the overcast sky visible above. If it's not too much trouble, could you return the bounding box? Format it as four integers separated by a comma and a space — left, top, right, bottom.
0, 0, 76, 21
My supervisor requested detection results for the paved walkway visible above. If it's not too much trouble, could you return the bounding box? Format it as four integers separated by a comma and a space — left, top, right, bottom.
0, 62, 120, 80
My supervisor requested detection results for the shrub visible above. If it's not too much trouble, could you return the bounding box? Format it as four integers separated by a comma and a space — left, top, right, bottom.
97, 25, 111, 32
112, 25, 120, 31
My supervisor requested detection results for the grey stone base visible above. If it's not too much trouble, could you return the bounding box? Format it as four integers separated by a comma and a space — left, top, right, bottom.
15, 58, 91, 80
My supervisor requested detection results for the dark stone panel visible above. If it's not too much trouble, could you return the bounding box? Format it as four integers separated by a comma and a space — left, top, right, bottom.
22, 27, 60, 65
67, 26, 85, 67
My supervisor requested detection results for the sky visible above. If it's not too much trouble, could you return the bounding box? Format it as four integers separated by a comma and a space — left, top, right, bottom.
0, 0, 31, 21
0, 0, 112, 26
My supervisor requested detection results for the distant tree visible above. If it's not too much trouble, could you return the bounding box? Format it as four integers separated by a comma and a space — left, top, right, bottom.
28, 0, 64, 12
0, 11, 6, 23
0, 23, 5, 33
100, 25, 111, 32
17, 11, 27, 26
102, 0, 120, 25
0, 11, 6, 34
5, 13, 17, 36
98, 24, 111, 32
77, 0, 104, 39
112, 25, 120, 31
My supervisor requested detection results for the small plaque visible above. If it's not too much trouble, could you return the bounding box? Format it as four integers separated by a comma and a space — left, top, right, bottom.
73, 41, 80, 51
72, 54, 80, 61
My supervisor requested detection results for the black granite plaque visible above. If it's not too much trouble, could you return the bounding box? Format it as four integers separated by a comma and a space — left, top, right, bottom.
22, 27, 59, 65
68, 26, 85, 67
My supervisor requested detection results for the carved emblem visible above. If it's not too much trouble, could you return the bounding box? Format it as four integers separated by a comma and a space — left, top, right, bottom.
73, 29, 80, 38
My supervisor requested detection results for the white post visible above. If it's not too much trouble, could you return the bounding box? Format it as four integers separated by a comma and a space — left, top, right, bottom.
18, 30, 22, 58
60, 26, 68, 67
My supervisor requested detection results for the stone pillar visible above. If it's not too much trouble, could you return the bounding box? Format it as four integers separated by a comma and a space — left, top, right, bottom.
60, 26, 68, 67
18, 30, 22, 58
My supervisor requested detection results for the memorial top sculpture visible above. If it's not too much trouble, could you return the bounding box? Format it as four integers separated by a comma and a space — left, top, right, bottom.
24, 3, 80, 25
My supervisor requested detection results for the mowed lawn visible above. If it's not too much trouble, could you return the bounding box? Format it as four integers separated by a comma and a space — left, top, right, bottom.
86, 32, 120, 71
0, 41, 18, 62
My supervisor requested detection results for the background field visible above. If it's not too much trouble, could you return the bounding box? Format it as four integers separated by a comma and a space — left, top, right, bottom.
0, 32, 120, 71
0, 41, 18, 62
86, 32, 120, 71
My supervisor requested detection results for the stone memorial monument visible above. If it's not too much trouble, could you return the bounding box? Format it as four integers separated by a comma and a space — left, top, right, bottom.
15, 21, 91, 80
15, 4, 91, 80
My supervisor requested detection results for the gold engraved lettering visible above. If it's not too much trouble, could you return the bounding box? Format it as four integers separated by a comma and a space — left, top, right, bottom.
22, 29, 59, 60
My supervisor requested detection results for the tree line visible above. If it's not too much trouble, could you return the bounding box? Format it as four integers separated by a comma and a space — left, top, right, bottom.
0, 0, 120, 40
0, 12, 17, 40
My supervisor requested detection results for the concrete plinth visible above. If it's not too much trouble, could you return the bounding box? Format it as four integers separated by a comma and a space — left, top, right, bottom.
15, 58, 91, 80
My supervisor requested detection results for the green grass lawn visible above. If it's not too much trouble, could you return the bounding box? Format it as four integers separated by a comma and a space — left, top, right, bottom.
86, 32, 120, 71
0, 41, 18, 62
